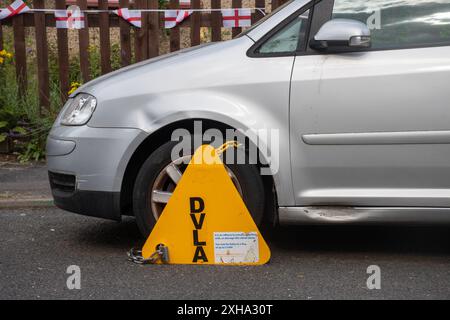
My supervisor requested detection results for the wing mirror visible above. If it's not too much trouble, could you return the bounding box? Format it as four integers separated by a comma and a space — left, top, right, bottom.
310, 19, 371, 52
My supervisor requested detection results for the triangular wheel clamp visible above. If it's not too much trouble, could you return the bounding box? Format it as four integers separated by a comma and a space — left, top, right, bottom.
142, 144, 271, 265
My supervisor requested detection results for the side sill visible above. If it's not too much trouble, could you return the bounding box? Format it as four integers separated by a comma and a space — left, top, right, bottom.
278, 206, 450, 225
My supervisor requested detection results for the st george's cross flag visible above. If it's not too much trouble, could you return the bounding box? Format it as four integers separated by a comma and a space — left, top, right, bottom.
54, 8, 85, 29
222, 8, 251, 28
0, 0, 30, 21
113, 8, 142, 28
164, 9, 192, 29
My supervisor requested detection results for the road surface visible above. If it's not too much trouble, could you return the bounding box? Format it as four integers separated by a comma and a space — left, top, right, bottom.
1, 207, 449, 299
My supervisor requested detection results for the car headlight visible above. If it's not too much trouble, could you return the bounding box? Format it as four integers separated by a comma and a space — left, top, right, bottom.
61, 93, 97, 126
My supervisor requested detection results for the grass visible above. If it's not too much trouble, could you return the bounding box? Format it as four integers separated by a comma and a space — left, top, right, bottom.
0, 47, 62, 162
0, 20, 138, 162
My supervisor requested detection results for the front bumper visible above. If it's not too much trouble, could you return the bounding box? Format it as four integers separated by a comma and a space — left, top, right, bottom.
46, 125, 147, 220
49, 173, 121, 221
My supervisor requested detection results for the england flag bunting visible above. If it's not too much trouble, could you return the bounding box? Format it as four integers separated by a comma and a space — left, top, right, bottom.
0, 1, 256, 30
179, 0, 191, 9
54, 9, 85, 29
221, 8, 251, 28
164, 10, 192, 29
0, 0, 30, 20
114, 8, 141, 28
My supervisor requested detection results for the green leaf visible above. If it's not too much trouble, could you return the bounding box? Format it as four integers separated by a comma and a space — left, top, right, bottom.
0, 121, 8, 129
0, 133, 7, 143
12, 126, 27, 135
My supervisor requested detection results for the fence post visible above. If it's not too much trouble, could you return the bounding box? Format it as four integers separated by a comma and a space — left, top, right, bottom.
231, 0, 242, 38
148, 0, 159, 58
119, 0, 132, 66
56, 0, 69, 101
99, 0, 111, 74
34, 0, 50, 111
135, 0, 148, 61
253, 0, 265, 23
77, 0, 90, 82
169, 0, 180, 52
211, 0, 221, 42
272, 0, 287, 10
0, 20, 3, 51
190, 0, 200, 46
12, 14, 27, 97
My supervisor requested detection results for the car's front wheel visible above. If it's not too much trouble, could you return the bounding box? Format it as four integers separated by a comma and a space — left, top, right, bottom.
132, 141, 265, 238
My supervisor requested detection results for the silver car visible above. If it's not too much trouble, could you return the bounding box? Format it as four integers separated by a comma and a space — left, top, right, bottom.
47, 0, 450, 236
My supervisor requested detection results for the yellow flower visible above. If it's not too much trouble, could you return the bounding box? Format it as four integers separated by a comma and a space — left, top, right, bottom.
68, 87, 77, 95
0, 57, 4, 64
68, 81, 82, 95
0, 50, 13, 59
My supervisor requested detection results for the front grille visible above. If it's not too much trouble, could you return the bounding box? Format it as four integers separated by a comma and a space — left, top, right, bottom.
49, 171, 76, 193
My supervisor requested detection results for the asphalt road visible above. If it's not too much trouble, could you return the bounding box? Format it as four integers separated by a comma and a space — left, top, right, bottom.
1, 207, 449, 300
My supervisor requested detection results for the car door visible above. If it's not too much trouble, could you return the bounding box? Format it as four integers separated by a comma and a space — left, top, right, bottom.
290, 0, 450, 207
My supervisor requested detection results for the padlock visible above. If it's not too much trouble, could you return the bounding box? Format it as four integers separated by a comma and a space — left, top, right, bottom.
158, 244, 170, 263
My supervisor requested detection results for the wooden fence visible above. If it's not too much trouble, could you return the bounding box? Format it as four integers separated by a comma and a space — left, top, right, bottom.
0, 0, 289, 112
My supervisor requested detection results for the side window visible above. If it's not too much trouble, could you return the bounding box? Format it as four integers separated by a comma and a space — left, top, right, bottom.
332, 0, 450, 49
257, 9, 311, 55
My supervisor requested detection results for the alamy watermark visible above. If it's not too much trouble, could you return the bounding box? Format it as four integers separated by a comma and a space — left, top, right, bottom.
170, 121, 280, 176
366, 265, 381, 290
66, 265, 81, 290
367, 9, 382, 30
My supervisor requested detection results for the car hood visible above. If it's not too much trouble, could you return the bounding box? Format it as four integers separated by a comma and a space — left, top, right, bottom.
74, 36, 254, 100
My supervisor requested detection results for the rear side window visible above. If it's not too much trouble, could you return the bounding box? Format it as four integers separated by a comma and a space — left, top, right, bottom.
256, 9, 311, 55
332, 0, 450, 49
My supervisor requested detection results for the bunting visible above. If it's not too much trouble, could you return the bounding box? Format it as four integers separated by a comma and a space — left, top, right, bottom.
222, 9, 252, 28
0, 1, 264, 29
114, 8, 142, 28
55, 9, 85, 29
164, 10, 192, 29
0, 0, 30, 20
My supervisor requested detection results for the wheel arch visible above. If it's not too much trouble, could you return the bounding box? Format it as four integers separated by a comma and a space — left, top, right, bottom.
119, 118, 279, 225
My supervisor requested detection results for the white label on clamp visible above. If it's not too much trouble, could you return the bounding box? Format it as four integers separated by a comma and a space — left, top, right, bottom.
213, 232, 259, 263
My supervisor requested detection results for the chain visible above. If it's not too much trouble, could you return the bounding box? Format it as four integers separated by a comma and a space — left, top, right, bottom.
128, 244, 169, 264
215, 141, 242, 155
